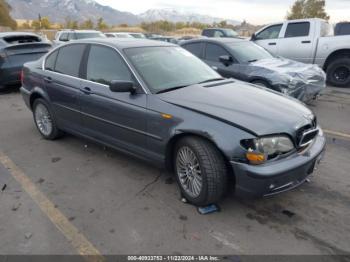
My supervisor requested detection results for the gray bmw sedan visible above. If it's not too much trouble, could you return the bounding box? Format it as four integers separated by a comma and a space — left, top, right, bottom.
20, 39, 326, 206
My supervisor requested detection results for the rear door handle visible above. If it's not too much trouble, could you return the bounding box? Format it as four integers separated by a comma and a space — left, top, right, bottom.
301, 40, 311, 44
44, 76, 52, 83
268, 42, 276, 45
81, 87, 93, 95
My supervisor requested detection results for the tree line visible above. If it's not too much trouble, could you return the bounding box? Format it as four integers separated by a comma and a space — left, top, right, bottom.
0, 0, 17, 29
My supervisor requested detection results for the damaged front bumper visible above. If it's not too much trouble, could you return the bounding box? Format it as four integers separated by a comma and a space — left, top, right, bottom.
283, 81, 326, 103
231, 133, 326, 198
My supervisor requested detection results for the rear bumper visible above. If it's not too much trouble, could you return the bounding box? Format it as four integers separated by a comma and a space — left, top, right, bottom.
231, 133, 326, 198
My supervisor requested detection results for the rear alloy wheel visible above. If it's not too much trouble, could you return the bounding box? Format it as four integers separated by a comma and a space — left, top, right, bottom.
33, 98, 62, 140
327, 57, 350, 87
174, 137, 227, 206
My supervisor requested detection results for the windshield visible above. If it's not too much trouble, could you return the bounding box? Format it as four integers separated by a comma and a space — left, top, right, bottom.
223, 29, 239, 37
125, 46, 221, 93
228, 42, 273, 63
76, 33, 106, 39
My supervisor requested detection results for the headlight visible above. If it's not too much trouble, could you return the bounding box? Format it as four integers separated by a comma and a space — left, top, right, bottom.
241, 136, 295, 165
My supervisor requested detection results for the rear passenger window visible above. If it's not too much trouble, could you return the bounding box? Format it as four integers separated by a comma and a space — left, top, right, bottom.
45, 50, 58, 71
205, 43, 230, 62
285, 22, 310, 38
86, 45, 132, 86
55, 44, 85, 77
182, 43, 203, 57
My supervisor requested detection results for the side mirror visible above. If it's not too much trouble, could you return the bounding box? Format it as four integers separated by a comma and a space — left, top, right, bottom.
109, 80, 136, 93
219, 55, 234, 66
251, 33, 257, 41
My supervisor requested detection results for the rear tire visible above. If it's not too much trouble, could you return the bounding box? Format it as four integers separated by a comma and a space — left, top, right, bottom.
326, 57, 350, 87
33, 98, 63, 140
174, 136, 228, 206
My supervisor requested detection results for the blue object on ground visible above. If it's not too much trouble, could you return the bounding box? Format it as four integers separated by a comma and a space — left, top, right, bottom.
197, 204, 220, 215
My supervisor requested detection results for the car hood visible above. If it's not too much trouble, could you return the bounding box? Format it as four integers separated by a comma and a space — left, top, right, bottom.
158, 80, 314, 137
247, 58, 326, 102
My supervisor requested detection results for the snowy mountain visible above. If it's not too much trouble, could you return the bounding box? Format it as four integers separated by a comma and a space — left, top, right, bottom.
6, 0, 141, 25
139, 9, 240, 25
6, 0, 240, 26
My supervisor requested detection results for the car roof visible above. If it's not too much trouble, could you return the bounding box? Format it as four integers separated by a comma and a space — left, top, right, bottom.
73, 38, 175, 49
203, 28, 233, 30
0, 32, 40, 38
181, 37, 248, 45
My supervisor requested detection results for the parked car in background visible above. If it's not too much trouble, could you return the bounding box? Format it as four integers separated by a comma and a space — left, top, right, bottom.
181, 38, 326, 102
202, 28, 239, 38
0, 32, 51, 90
128, 33, 146, 39
178, 36, 198, 41
149, 36, 178, 44
252, 18, 350, 87
105, 32, 133, 38
144, 33, 162, 39
53, 30, 106, 46
21, 38, 325, 205
334, 22, 350, 36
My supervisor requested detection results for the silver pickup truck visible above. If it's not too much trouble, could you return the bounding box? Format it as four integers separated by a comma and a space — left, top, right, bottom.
252, 18, 350, 87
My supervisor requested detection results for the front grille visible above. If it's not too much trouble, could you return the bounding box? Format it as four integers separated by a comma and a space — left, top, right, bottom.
299, 129, 319, 147
296, 116, 318, 148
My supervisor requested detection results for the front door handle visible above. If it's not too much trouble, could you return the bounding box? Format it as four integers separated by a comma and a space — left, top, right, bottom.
81, 87, 93, 95
44, 76, 52, 83
301, 40, 311, 44
268, 42, 277, 46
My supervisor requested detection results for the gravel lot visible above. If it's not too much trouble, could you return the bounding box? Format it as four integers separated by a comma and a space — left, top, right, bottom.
0, 86, 349, 257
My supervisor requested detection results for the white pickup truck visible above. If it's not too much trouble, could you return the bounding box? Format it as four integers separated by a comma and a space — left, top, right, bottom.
252, 18, 350, 87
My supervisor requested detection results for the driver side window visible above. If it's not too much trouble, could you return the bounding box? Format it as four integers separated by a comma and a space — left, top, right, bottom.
256, 24, 282, 40
213, 31, 224, 37
205, 43, 230, 62
86, 45, 133, 86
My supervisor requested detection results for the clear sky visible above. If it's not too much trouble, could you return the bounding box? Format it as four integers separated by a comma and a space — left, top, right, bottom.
95, 0, 349, 24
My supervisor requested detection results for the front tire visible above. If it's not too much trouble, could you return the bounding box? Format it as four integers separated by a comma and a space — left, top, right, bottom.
326, 57, 350, 87
174, 136, 228, 206
251, 80, 269, 88
33, 98, 62, 140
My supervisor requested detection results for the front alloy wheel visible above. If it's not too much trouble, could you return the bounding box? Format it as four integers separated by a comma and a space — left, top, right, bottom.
176, 146, 203, 198
174, 137, 228, 206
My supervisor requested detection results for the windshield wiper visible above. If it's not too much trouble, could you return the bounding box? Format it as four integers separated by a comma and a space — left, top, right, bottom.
156, 85, 189, 94
197, 78, 225, 84
248, 59, 258, 63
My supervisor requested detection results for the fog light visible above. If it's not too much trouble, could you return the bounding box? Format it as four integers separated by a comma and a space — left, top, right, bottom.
246, 152, 266, 165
